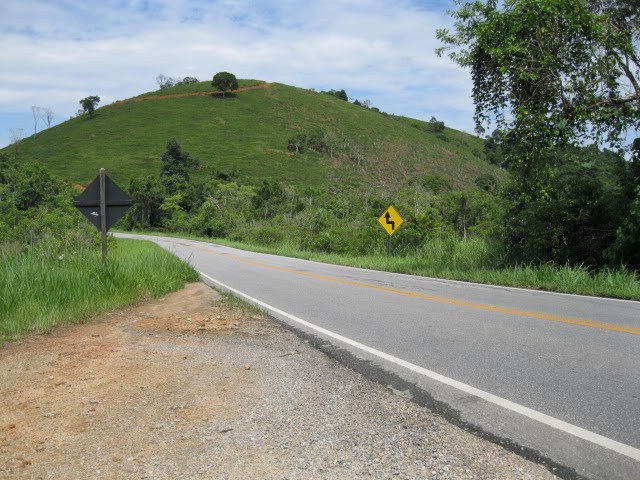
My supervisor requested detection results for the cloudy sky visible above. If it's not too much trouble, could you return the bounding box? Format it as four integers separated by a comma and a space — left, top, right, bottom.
0, 0, 473, 148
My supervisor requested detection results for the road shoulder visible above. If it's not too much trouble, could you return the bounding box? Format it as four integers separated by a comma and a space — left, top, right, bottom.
0, 282, 558, 479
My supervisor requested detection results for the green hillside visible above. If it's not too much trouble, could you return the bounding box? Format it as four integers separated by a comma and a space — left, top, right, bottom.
4, 80, 505, 190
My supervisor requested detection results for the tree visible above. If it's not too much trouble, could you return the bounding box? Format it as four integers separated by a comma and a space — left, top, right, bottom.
474, 174, 498, 192
437, 0, 640, 187
427, 116, 445, 133
321, 89, 349, 101
484, 129, 508, 168
125, 176, 167, 229
419, 175, 452, 194
156, 74, 175, 89
287, 134, 306, 154
43, 108, 54, 128
179, 76, 199, 85
160, 139, 199, 181
211, 72, 239, 98
79, 96, 100, 118
606, 138, 640, 269
9, 128, 24, 156
31, 106, 42, 134
502, 163, 624, 267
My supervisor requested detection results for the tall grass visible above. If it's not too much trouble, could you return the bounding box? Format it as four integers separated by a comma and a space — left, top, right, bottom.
0, 238, 198, 341
120, 231, 640, 300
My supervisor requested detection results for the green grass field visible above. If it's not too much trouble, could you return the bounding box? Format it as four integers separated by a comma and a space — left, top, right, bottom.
121, 230, 640, 300
4, 80, 505, 192
0, 238, 199, 342
133, 78, 266, 98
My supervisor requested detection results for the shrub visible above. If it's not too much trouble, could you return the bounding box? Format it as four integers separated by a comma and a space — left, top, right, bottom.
420, 175, 452, 194
474, 174, 497, 192
427, 116, 445, 133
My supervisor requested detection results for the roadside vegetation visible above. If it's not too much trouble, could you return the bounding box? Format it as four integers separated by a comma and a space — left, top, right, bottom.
0, 152, 198, 342
4, 31, 640, 306
115, 133, 640, 300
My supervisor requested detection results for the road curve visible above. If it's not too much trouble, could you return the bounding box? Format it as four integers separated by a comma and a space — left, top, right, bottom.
117, 233, 640, 480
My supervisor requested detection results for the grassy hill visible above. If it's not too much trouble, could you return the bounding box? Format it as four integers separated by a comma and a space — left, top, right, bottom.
4, 79, 506, 190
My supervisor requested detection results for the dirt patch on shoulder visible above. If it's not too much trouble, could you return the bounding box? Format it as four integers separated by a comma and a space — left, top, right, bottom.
0, 283, 265, 479
134, 287, 249, 335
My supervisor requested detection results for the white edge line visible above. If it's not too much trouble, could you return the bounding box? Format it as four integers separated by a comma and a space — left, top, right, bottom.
200, 270, 640, 463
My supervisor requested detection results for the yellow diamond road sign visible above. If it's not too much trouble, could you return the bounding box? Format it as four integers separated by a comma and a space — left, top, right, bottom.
378, 205, 404, 236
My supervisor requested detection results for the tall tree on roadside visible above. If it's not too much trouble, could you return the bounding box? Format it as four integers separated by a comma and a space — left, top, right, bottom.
79, 96, 100, 118
437, 0, 639, 191
211, 72, 239, 98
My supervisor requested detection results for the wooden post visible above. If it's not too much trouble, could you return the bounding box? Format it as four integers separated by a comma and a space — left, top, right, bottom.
99, 168, 107, 265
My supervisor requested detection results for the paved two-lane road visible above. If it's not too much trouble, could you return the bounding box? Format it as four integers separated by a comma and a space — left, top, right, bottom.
119, 233, 640, 479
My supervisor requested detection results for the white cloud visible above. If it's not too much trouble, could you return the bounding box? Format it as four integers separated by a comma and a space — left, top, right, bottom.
0, 0, 475, 147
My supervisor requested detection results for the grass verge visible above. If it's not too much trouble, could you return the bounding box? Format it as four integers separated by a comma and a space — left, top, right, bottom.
213, 290, 266, 317
0, 238, 199, 342
117, 230, 640, 301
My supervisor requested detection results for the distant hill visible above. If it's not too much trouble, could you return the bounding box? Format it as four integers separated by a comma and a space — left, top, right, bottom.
3, 79, 506, 190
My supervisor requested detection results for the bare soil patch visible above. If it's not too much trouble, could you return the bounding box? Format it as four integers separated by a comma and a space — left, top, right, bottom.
0, 283, 558, 479
113, 83, 273, 105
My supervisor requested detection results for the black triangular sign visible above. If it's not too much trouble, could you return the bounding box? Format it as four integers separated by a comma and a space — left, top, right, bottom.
73, 174, 132, 231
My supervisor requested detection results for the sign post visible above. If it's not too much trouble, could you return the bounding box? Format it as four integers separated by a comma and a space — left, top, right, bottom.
73, 169, 132, 265
377, 205, 404, 257
99, 168, 107, 265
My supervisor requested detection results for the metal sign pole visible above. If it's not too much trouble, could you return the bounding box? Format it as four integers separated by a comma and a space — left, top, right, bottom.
99, 168, 107, 265
387, 235, 392, 257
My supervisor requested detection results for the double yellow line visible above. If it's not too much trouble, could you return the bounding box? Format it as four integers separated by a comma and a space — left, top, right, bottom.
194, 245, 640, 336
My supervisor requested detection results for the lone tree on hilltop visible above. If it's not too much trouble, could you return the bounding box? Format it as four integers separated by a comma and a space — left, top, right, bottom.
79, 96, 100, 118
212, 72, 238, 98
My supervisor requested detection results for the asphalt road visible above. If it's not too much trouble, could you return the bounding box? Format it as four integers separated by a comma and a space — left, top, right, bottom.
118, 233, 640, 480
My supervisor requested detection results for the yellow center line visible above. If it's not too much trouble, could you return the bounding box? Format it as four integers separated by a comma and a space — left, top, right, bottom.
192, 245, 640, 335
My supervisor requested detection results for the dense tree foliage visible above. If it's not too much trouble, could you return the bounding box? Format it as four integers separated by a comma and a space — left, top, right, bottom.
179, 76, 199, 85
120, 140, 505, 257
437, 0, 640, 270
79, 96, 100, 118
211, 72, 239, 98
607, 139, 640, 268
160, 138, 200, 182
321, 89, 349, 101
427, 116, 445, 133
437, 0, 639, 183
156, 75, 199, 89
0, 153, 94, 248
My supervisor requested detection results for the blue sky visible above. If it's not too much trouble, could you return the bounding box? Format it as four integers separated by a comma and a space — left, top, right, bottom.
0, 0, 472, 148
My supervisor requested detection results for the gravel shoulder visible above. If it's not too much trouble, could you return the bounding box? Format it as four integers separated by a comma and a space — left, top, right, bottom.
0, 282, 559, 479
